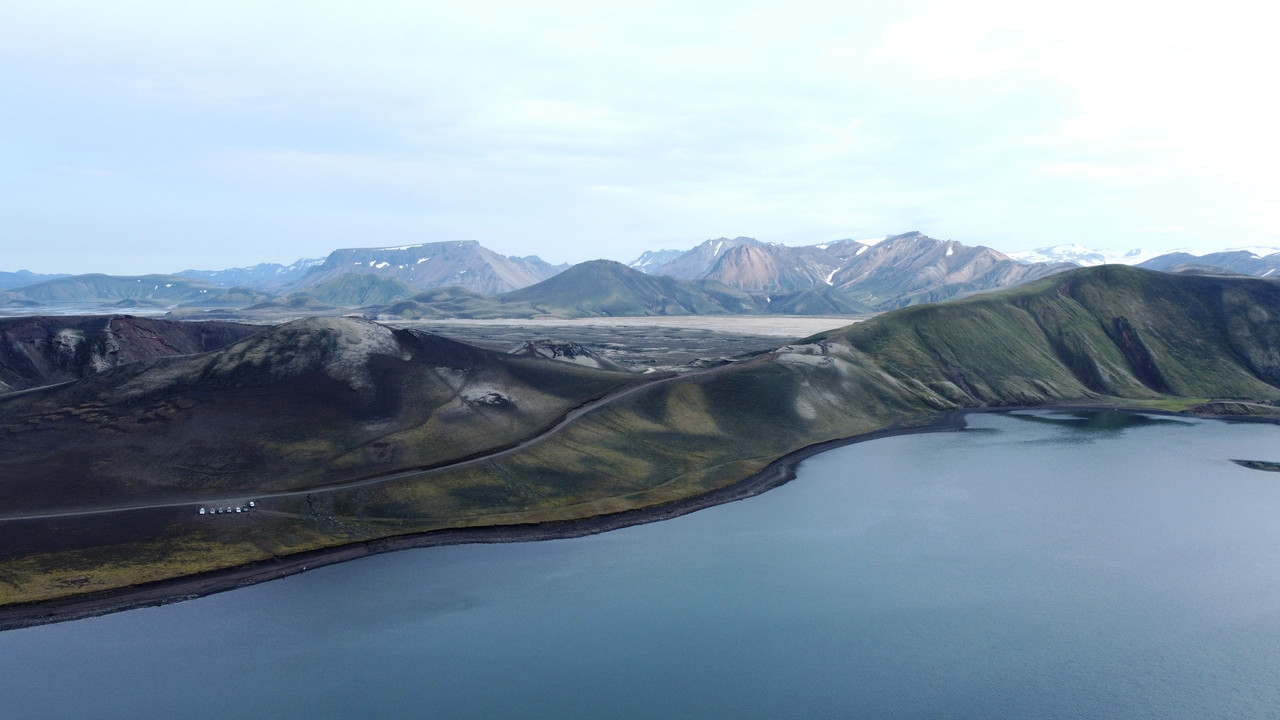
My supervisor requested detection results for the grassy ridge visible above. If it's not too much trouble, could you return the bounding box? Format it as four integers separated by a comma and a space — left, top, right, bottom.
337, 267, 1280, 527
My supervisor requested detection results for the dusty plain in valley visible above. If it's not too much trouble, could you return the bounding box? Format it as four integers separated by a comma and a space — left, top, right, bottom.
391, 315, 873, 369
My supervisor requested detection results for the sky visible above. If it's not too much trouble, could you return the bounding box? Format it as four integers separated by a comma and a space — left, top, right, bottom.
3, 0, 1279, 275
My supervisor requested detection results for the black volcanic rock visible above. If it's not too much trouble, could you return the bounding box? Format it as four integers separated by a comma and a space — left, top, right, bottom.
703, 243, 841, 293
0, 316, 634, 511
510, 339, 629, 372
0, 315, 262, 393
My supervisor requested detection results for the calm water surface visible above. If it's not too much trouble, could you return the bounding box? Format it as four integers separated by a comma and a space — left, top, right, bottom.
4, 411, 1280, 719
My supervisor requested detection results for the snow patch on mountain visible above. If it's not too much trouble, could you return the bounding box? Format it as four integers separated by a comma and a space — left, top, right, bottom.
1007, 244, 1162, 267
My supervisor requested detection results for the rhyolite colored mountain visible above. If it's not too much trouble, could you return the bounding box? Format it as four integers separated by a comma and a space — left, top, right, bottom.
649, 237, 762, 279
701, 242, 842, 293
509, 339, 628, 373
641, 232, 1070, 309
827, 232, 1073, 308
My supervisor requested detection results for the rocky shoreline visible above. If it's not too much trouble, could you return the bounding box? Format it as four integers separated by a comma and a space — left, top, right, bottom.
2, 404, 1275, 632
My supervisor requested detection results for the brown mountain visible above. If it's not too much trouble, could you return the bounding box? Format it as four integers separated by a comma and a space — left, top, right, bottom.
290, 240, 566, 296
648, 232, 1070, 310
701, 242, 841, 293
829, 232, 1072, 308
650, 237, 763, 279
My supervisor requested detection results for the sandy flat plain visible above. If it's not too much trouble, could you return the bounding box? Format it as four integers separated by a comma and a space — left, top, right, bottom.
394, 314, 874, 337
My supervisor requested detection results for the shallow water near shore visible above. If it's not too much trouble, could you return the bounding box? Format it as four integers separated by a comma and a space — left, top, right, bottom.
4, 411, 1280, 719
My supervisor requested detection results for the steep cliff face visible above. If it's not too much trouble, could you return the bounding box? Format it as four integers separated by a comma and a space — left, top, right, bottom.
0, 315, 262, 393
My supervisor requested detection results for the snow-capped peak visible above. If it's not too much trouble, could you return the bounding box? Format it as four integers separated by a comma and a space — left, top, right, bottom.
1006, 244, 1161, 267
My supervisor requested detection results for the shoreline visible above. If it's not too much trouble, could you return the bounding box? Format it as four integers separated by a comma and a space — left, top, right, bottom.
2, 403, 1276, 632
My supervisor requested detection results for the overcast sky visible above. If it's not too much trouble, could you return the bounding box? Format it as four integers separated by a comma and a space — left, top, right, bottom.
3, 0, 1278, 274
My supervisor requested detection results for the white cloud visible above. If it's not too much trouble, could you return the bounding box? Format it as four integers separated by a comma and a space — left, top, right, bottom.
2, 0, 1279, 273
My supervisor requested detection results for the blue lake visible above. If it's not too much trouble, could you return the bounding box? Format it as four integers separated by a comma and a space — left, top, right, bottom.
4, 411, 1280, 718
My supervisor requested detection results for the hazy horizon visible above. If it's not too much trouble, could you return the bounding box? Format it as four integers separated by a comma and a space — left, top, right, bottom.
7, 231, 1280, 278
4, 1, 1277, 275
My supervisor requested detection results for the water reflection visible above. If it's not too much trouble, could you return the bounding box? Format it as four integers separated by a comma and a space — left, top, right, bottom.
4, 413, 1279, 720
1002, 410, 1193, 445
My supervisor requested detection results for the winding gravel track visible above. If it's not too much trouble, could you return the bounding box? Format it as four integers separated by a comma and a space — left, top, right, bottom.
0, 368, 710, 523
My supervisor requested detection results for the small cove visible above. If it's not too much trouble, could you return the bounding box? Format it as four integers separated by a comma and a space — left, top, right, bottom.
3, 411, 1279, 719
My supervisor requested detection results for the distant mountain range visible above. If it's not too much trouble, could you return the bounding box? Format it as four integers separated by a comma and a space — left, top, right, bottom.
4, 235, 1280, 317
285, 240, 565, 295
370, 260, 874, 319
176, 258, 325, 290
631, 233, 1073, 310
0, 270, 70, 291
1005, 244, 1162, 266
1137, 250, 1280, 277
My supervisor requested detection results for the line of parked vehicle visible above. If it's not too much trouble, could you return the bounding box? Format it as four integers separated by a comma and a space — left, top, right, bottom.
198, 501, 256, 515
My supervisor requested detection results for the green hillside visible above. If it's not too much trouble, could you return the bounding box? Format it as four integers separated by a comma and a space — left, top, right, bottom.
297, 273, 416, 307
496, 259, 759, 316
14, 274, 224, 304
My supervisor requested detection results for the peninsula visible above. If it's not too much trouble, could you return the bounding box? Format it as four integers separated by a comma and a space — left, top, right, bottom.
1, 266, 1278, 628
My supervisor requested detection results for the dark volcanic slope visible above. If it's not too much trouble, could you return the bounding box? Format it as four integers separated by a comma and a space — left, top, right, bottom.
0, 315, 262, 393
0, 317, 634, 513
500, 260, 758, 316
2, 266, 1279, 610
